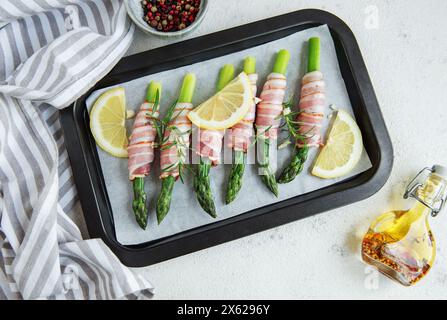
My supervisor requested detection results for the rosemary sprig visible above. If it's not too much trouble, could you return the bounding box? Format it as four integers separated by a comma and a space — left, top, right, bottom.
276, 99, 310, 184
147, 98, 178, 146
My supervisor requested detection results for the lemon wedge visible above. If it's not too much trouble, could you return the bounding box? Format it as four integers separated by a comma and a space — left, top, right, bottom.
187, 72, 253, 130
312, 109, 363, 179
89, 87, 128, 158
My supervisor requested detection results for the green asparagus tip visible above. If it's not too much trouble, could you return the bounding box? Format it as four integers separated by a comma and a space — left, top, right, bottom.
225, 151, 246, 204
194, 160, 217, 218
262, 174, 279, 197
146, 81, 162, 103
132, 177, 148, 229
216, 64, 235, 92
307, 37, 321, 72
277, 146, 309, 184
178, 73, 196, 103
272, 49, 290, 75
243, 56, 256, 74
156, 176, 175, 224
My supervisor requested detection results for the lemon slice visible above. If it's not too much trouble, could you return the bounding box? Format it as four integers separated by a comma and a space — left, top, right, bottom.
312, 109, 363, 179
187, 72, 253, 130
90, 87, 128, 158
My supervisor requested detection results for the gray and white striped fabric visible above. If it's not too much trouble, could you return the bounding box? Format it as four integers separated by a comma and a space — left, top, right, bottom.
0, 0, 154, 299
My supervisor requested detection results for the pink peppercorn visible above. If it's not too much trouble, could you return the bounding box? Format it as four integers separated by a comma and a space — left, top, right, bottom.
141, 0, 201, 32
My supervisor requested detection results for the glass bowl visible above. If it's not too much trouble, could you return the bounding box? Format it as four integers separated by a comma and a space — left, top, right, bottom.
124, 0, 208, 37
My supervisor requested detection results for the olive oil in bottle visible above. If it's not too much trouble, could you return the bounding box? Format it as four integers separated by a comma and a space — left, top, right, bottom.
362, 165, 447, 286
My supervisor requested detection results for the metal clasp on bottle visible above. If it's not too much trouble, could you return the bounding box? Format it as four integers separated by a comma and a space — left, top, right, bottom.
404, 166, 447, 217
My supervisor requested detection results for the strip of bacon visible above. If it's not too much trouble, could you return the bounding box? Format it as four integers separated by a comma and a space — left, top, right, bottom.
255, 72, 287, 140
296, 71, 326, 148
160, 102, 193, 179
128, 102, 158, 180
227, 73, 258, 152
197, 129, 224, 165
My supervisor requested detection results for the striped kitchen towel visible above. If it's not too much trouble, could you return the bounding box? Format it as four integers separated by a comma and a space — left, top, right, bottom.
0, 0, 154, 299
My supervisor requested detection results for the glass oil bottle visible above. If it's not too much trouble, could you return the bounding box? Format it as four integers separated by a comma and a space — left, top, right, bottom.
362, 165, 447, 286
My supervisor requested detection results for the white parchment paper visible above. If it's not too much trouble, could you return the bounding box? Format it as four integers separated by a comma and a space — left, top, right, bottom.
86, 25, 372, 245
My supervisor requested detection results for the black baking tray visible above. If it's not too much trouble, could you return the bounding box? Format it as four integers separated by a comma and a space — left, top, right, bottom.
61, 9, 393, 267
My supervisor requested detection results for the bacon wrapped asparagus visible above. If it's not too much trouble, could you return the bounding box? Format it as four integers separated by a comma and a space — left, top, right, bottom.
256, 49, 290, 196
278, 37, 325, 184
194, 64, 235, 217
225, 57, 258, 204
128, 81, 161, 229
156, 74, 196, 224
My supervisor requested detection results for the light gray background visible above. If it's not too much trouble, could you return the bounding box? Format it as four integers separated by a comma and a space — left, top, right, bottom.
126, 0, 447, 299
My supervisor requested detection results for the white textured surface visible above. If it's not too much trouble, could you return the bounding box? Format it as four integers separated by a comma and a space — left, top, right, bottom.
127, 0, 447, 299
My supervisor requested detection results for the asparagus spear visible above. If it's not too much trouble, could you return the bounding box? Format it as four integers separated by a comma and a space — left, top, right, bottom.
132, 81, 161, 229
194, 157, 215, 216
156, 73, 197, 224
194, 64, 235, 217
278, 37, 320, 184
132, 177, 147, 229
258, 49, 290, 196
226, 56, 256, 204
